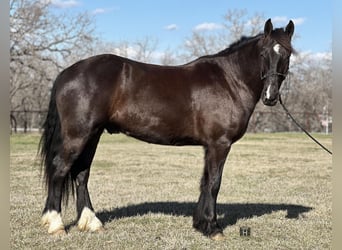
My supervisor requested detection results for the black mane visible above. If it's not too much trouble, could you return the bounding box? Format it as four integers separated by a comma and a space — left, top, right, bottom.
215, 34, 262, 56
196, 34, 262, 60
201, 27, 294, 59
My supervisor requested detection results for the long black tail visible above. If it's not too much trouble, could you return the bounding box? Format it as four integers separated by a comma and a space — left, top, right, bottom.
38, 80, 74, 205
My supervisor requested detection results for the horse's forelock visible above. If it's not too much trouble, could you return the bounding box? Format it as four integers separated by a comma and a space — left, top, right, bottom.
271, 28, 294, 53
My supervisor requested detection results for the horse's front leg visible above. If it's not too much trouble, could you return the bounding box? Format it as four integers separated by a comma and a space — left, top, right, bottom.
193, 143, 230, 240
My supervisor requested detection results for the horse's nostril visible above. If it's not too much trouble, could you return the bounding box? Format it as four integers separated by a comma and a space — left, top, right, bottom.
266, 95, 276, 102
263, 94, 278, 106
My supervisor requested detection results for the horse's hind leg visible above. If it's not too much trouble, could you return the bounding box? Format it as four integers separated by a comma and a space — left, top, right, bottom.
73, 133, 104, 232
41, 139, 83, 235
41, 129, 102, 235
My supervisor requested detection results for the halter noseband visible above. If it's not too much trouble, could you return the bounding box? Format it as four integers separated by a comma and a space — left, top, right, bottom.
260, 71, 287, 81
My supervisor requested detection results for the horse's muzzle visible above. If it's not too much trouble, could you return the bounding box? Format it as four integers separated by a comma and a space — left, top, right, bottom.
262, 94, 278, 106
262, 81, 279, 106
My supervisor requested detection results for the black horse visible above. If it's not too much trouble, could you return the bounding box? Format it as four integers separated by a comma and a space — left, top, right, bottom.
39, 19, 294, 239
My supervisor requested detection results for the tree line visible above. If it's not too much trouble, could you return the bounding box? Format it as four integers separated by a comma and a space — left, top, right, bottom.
10, 0, 332, 133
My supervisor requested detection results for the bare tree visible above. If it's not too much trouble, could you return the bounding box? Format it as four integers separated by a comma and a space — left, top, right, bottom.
182, 9, 265, 60
134, 37, 159, 62
183, 32, 223, 60
10, 0, 97, 129
107, 37, 160, 63
223, 9, 265, 40
160, 48, 179, 65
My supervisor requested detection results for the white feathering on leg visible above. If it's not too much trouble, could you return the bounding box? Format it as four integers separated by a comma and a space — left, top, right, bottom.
41, 210, 65, 234
77, 207, 103, 232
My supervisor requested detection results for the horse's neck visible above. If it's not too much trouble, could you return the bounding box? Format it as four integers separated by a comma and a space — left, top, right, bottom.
222, 45, 264, 108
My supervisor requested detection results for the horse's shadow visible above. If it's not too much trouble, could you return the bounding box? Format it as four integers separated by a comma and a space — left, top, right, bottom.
95, 202, 312, 229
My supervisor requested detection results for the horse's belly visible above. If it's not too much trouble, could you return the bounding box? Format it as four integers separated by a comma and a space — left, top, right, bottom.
108, 108, 200, 146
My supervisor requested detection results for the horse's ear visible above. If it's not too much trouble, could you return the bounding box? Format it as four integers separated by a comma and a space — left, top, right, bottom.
285, 20, 295, 39
264, 18, 273, 37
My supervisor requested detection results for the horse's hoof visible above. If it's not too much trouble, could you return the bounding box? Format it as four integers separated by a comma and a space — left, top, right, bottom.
50, 229, 67, 236
210, 232, 225, 241
93, 226, 105, 233
78, 224, 105, 233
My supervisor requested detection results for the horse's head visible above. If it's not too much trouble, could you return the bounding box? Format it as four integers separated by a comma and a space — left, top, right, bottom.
260, 19, 294, 106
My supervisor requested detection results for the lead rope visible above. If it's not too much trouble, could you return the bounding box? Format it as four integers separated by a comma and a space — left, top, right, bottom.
278, 95, 332, 155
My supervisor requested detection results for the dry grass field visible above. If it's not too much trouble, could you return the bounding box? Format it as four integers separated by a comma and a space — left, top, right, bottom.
10, 132, 332, 249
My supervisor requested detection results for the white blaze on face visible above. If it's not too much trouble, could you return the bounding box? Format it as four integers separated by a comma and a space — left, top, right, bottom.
273, 44, 281, 55
266, 85, 272, 99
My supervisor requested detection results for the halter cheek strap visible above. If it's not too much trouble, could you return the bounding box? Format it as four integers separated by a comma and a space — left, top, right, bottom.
260, 71, 287, 80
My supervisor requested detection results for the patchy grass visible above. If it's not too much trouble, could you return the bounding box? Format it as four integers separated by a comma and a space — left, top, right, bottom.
10, 132, 332, 249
